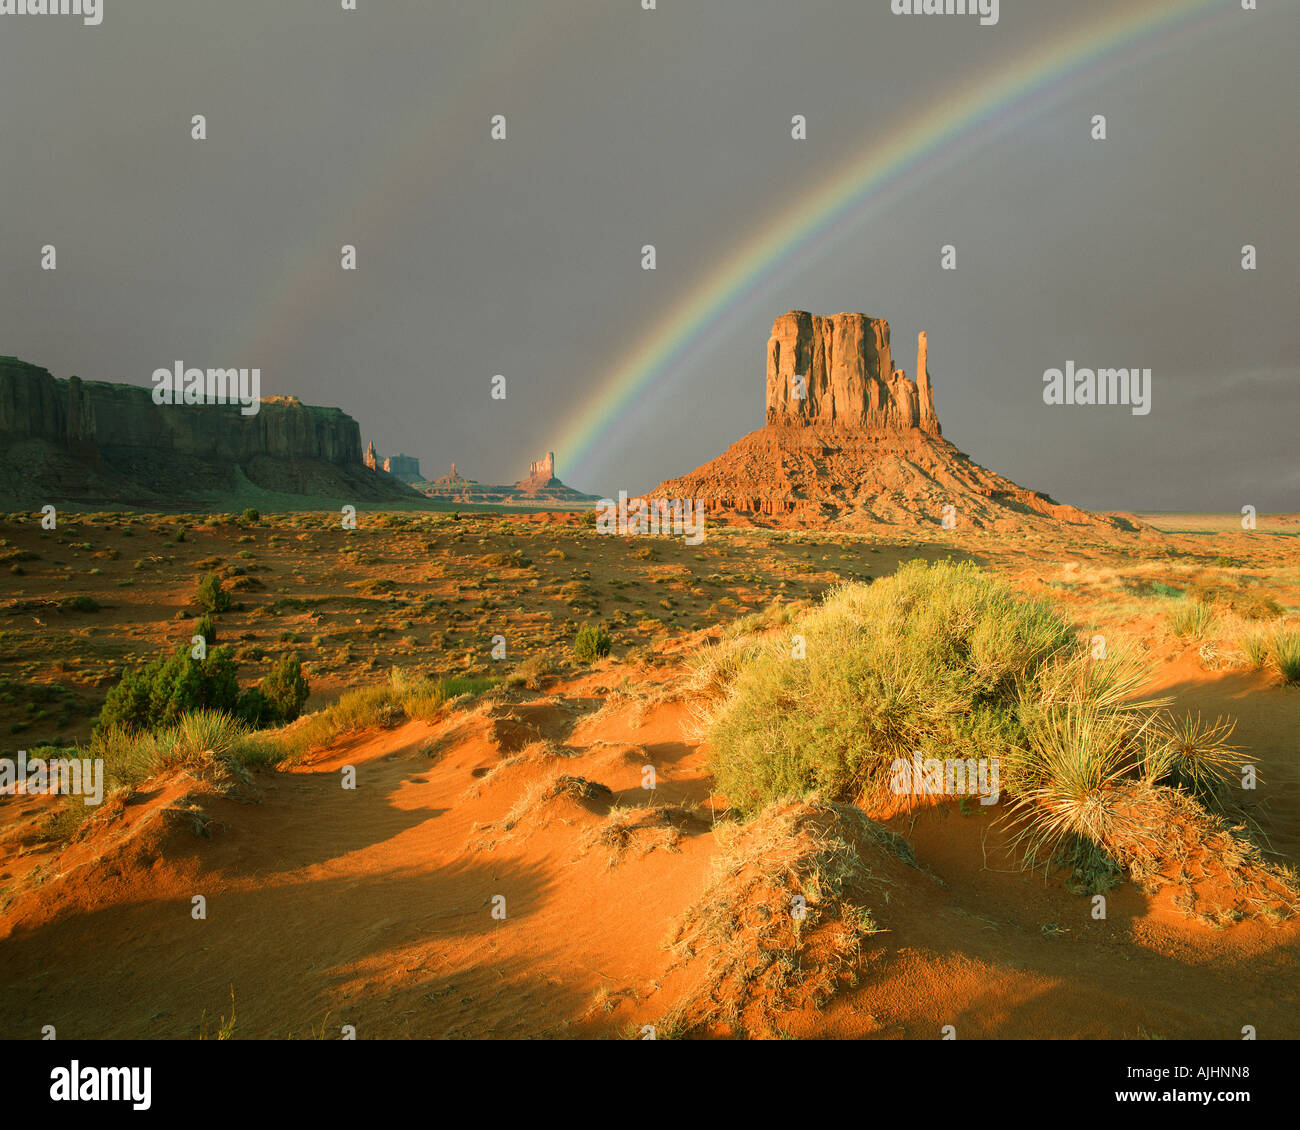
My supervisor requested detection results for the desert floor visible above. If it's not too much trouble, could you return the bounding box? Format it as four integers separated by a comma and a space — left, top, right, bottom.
0, 508, 1296, 1039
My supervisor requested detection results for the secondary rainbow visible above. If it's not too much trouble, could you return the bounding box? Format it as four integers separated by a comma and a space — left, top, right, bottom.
555, 0, 1229, 482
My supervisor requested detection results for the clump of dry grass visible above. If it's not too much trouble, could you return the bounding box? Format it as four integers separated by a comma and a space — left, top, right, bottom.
458, 739, 563, 800
659, 799, 909, 1038
1237, 626, 1272, 670
1165, 598, 1215, 640
549, 774, 615, 803
280, 668, 495, 760
576, 687, 650, 731
1185, 574, 1283, 622
505, 654, 555, 690
680, 636, 764, 728
1094, 781, 1297, 924
721, 600, 806, 639
996, 661, 1293, 919
470, 769, 613, 850
582, 801, 700, 868
458, 753, 528, 801
1005, 745, 1297, 924
1268, 628, 1300, 684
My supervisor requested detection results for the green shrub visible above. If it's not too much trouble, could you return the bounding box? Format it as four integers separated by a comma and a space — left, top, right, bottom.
194, 614, 217, 648
241, 508, 261, 523
196, 572, 231, 613
60, 595, 100, 613
260, 655, 310, 723
705, 560, 1086, 815
573, 622, 612, 662
96, 646, 240, 735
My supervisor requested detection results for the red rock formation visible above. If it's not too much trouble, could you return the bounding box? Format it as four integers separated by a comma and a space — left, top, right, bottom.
517, 451, 557, 491
430, 462, 472, 486
0, 356, 418, 507
916, 330, 940, 435
647, 311, 1146, 535
764, 311, 939, 435
381, 453, 421, 482
418, 451, 597, 506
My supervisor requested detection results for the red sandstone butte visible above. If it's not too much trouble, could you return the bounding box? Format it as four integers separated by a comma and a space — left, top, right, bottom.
646, 310, 1148, 534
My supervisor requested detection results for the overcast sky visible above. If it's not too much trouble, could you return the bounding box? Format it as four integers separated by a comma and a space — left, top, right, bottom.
2, 0, 1296, 512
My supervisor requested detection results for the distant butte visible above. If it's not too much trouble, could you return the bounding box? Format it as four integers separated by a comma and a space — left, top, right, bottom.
646, 310, 1148, 534
417, 451, 598, 508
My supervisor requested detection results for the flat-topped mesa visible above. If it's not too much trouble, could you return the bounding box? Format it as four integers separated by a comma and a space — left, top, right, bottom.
764, 311, 940, 436
382, 453, 421, 483
0, 355, 420, 506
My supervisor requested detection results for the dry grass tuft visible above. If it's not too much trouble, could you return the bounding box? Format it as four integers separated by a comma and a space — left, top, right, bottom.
1098, 781, 1298, 923
470, 769, 614, 850
659, 799, 912, 1038
582, 801, 700, 868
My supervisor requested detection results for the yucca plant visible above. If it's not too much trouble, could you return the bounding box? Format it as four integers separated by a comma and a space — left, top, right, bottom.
1270, 628, 1300, 685
1166, 599, 1215, 640
1237, 626, 1271, 669
159, 708, 249, 763
1002, 698, 1137, 867
1139, 711, 1246, 807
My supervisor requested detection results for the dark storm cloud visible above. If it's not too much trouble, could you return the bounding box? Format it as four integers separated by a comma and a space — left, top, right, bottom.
1, 0, 1295, 511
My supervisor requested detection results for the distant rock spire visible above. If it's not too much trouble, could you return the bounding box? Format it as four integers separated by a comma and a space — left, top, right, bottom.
916, 331, 940, 436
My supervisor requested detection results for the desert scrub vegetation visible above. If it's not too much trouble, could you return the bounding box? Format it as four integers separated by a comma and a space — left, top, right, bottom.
1234, 624, 1300, 683
38, 710, 288, 840
704, 560, 1078, 813
97, 647, 242, 733
89, 709, 285, 788
240, 653, 311, 726
1165, 598, 1215, 640
1269, 628, 1300, 684
96, 646, 310, 734
278, 667, 495, 760
1184, 574, 1283, 621
572, 622, 612, 662
661, 799, 900, 1037
195, 572, 232, 613
505, 654, 555, 690
59, 594, 101, 613
700, 560, 1297, 918
721, 599, 805, 639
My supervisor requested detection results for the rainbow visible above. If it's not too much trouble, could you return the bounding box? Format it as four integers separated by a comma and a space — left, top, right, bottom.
555, 0, 1230, 484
